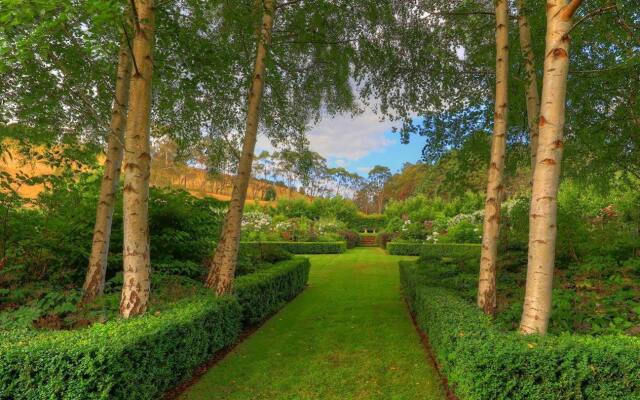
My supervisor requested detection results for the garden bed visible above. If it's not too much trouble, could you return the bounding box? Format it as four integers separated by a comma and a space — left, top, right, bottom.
387, 242, 481, 257
400, 260, 640, 400
240, 241, 346, 254
0, 258, 310, 400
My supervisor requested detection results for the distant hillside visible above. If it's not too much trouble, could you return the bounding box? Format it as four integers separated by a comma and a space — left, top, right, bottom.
1, 142, 309, 204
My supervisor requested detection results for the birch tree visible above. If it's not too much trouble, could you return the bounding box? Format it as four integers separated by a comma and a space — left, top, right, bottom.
519, 0, 582, 335
120, 0, 155, 317
477, 0, 509, 315
205, 0, 276, 295
82, 39, 131, 303
516, 0, 541, 174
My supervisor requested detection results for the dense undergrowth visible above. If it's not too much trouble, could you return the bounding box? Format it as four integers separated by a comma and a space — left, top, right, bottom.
0, 257, 310, 399
0, 176, 308, 330
410, 243, 640, 337
401, 259, 640, 400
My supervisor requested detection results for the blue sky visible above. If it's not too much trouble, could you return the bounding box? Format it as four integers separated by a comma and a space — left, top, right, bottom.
257, 109, 426, 176
324, 130, 425, 175
295, 110, 426, 176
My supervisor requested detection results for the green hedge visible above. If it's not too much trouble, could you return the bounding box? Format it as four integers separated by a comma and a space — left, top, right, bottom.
235, 258, 310, 325
419, 243, 481, 261
0, 258, 311, 400
386, 242, 481, 257
400, 261, 640, 400
240, 241, 346, 254
347, 213, 387, 233
0, 298, 241, 400
386, 242, 423, 255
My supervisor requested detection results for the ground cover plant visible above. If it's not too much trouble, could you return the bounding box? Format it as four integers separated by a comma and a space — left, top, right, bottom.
0, 257, 310, 399
401, 260, 640, 399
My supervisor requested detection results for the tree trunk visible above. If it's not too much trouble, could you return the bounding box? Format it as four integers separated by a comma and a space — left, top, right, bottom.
519, 0, 581, 335
81, 39, 132, 304
120, 0, 155, 318
477, 0, 510, 316
516, 0, 541, 176
205, 0, 275, 295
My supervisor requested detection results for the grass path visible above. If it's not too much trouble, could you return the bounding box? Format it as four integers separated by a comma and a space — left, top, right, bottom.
180, 248, 446, 400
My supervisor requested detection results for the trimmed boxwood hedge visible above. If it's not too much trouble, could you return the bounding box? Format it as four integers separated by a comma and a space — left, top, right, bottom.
400, 261, 640, 400
0, 258, 311, 400
419, 243, 480, 261
240, 241, 346, 254
235, 258, 310, 324
387, 242, 481, 257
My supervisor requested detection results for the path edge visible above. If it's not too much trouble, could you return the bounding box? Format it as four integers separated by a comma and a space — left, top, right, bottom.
163, 286, 308, 400
404, 298, 459, 400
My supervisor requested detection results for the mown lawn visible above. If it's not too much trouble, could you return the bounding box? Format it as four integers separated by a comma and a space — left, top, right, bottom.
180, 248, 446, 400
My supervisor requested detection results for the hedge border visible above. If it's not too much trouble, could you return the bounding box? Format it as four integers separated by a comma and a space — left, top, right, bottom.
0, 258, 311, 400
387, 242, 481, 257
240, 241, 346, 254
400, 261, 640, 400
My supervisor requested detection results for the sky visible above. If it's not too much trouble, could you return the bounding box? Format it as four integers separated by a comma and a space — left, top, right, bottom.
258, 109, 426, 176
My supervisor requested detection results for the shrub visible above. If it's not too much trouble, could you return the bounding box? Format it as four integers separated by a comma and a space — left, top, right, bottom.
376, 231, 393, 249
240, 241, 346, 255
400, 261, 640, 400
419, 243, 481, 261
386, 241, 424, 255
346, 213, 387, 233
236, 242, 292, 275
0, 258, 311, 399
387, 242, 481, 257
441, 220, 481, 244
235, 258, 310, 325
0, 297, 242, 400
339, 230, 360, 249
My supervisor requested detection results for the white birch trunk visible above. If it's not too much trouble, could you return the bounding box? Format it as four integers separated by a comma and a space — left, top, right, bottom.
520, 0, 582, 335
205, 0, 275, 295
477, 0, 510, 315
120, 0, 155, 318
516, 0, 541, 175
82, 39, 131, 303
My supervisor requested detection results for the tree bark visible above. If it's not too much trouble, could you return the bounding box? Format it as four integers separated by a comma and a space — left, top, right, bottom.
205, 0, 275, 295
516, 0, 541, 175
519, 0, 581, 335
120, 0, 155, 318
81, 39, 132, 304
477, 0, 509, 316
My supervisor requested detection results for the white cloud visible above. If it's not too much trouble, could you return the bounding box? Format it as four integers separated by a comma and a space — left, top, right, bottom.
255, 107, 398, 163
307, 109, 395, 160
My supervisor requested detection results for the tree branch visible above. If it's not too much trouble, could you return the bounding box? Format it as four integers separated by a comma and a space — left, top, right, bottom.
564, 5, 616, 38
561, 0, 583, 20
121, 21, 140, 76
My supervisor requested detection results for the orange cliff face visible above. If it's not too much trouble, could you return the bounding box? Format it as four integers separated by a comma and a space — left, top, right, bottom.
1, 142, 311, 204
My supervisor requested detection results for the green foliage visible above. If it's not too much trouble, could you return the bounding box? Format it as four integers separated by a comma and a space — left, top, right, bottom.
401, 261, 640, 400
0, 297, 242, 400
240, 241, 346, 255
441, 221, 481, 244
387, 242, 481, 258
346, 213, 386, 233
0, 258, 311, 399
376, 231, 393, 249
386, 242, 425, 256
418, 243, 481, 262
236, 242, 292, 276
339, 230, 360, 249
235, 258, 310, 325
1, 178, 226, 289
